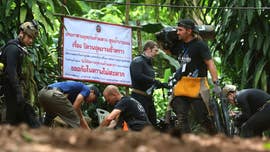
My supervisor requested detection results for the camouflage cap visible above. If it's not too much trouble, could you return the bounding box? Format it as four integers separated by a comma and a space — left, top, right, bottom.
20, 20, 39, 38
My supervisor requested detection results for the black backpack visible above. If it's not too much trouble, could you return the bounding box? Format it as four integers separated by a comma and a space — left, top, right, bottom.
0, 41, 28, 83
0, 43, 8, 89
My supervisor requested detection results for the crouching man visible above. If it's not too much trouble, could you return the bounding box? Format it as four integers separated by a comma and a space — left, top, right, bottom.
223, 85, 270, 137
38, 81, 100, 130
101, 85, 150, 131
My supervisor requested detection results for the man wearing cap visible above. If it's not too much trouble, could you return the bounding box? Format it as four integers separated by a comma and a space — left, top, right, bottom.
223, 85, 270, 137
1, 20, 39, 125
38, 81, 100, 130
167, 18, 221, 134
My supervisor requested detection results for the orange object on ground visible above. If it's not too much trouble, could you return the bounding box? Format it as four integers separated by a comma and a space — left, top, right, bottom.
122, 121, 128, 131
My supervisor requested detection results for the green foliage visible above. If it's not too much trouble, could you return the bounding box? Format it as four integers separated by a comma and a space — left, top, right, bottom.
0, 0, 64, 104
153, 89, 168, 118
208, 0, 270, 91
2, 0, 270, 121
83, 6, 125, 24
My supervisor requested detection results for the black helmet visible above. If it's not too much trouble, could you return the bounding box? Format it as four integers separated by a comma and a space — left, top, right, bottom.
19, 20, 39, 38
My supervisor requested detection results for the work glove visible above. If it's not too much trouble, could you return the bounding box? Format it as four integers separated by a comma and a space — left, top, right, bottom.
213, 81, 222, 96
154, 80, 169, 89
153, 79, 162, 88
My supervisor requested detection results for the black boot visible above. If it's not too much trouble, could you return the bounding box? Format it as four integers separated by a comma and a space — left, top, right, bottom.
43, 115, 54, 127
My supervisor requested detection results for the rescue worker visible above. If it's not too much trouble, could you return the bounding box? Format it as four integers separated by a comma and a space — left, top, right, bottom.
166, 18, 221, 134
130, 40, 167, 127
1, 20, 39, 125
223, 85, 270, 137
38, 81, 100, 130
101, 85, 150, 131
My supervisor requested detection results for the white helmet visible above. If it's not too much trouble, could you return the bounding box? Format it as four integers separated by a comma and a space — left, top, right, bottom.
222, 84, 237, 96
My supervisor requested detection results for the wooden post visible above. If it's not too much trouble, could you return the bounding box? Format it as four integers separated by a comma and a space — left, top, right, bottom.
136, 20, 142, 54
154, 0, 160, 22
56, 0, 67, 81
125, 0, 130, 25
125, 0, 131, 95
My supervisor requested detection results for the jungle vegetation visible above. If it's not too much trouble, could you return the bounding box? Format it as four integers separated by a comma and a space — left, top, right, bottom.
0, 0, 270, 119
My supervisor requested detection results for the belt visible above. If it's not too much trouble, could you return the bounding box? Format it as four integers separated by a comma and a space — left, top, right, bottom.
132, 88, 150, 97
44, 86, 64, 93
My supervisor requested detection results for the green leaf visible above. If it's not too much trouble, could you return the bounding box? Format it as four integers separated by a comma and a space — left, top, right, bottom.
5, 0, 12, 17
241, 0, 245, 5
253, 58, 266, 88
20, 6, 27, 23
241, 50, 253, 88
256, 34, 264, 53
141, 23, 164, 33
248, 32, 254, 49
21, 131, 33, 142
224, 31, 232, 44
163, 68, 172, 83
255, 0, 262, 15
264, 36, 270, 58
239, 17, 246, 33
228, 41, 237, 56
158, 50, 180, 70
247, 10, 253, 25
260, 71, 267, 91
223, 10, 232, 26
25, 0, 33, 8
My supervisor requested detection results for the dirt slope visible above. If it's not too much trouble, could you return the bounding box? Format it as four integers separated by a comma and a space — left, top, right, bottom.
0, 125, 269, 152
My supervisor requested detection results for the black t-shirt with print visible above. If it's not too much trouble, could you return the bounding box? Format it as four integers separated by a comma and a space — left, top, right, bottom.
115, 96, 150, 131
171, 39, 212, 77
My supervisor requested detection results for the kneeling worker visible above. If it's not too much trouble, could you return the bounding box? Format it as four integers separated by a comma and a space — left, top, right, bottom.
38, 81, 100, 130
223, 85, 270, 137
101, 85, 150, 131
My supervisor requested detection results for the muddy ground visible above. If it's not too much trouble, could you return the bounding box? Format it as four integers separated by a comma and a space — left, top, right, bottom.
0, 125, 269, 152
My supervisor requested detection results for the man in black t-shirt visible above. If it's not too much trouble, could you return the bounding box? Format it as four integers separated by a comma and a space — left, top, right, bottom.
166, 18, 221, 134
223, 85, 270, 137
101, 85, 150, 131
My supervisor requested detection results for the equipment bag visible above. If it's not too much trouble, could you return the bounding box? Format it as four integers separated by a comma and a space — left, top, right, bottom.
0, 43, 7, 86
0, 42, 27, 84
0, 44, 6, 74
173, 76, 209, 98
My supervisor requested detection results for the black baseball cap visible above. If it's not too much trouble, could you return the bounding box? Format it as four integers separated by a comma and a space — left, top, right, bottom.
177, 18, 199, 34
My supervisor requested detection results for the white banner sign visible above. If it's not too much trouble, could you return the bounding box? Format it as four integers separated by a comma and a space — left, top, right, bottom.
62, 17, 132, 85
